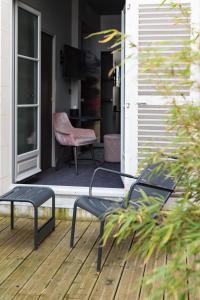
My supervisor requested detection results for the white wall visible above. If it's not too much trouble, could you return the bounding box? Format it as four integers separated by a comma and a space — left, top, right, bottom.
0, 0, 13, 194
23, 0, 72, 112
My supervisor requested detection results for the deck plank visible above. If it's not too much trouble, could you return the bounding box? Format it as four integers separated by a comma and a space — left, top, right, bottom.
187, 254, 200, 300
114, 252, 145, 300
140, 251, 166, 300
0, 219, 31, 257
0, 217, 11, 233
164, 252, 188, 300
38, 222, 100, 300
164, 253, 174, 300
0, 218, 193, 300
0, 220, 64, 300
0, 220, 34, 284
88, 236, 133, 300
0, 218, 30, 248
14, 221, 90, 299
13, 296, 38, 300
64, 233, 115, 300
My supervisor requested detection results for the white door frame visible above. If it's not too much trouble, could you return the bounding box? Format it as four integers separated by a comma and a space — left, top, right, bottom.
120, 6, 126, 175
124, 0, 139, 188
41, 30, 57, 168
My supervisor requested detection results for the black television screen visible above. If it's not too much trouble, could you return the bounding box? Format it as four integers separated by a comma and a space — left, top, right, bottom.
63, 45, 85, 79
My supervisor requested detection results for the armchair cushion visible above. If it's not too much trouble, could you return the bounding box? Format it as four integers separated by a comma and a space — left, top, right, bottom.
53, 112, 97, 147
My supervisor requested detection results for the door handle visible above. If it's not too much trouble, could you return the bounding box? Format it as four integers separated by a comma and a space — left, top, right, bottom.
126, 103, 130, 109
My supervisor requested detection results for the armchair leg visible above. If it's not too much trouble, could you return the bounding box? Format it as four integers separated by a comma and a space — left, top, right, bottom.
70, 203, 77, 248
73, 146, 78, 175
97, 220, 105, 272
34, 207, 39, 250
11, 202, 14, 229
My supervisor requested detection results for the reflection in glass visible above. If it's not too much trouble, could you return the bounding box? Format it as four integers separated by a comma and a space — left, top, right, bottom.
18, 7, 38, 58
18, 58, 37, 105
17, 107, 37, 155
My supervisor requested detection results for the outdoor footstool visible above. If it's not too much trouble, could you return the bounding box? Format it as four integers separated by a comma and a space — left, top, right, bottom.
0, 186, 55, 250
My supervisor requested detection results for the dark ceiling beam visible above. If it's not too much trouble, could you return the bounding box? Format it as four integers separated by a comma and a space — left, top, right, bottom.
86, 0, 125, 15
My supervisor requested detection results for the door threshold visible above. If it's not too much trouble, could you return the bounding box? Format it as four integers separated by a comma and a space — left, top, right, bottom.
12, 183, 124, 196
10, 183, 125, 209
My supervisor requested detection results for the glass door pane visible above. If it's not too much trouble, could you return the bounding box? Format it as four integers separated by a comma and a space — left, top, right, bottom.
18, 7, 38, 58
17, 107, 38, 155
18, 58, 38, 104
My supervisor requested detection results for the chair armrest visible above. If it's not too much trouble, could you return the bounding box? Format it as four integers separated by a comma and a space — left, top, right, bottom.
89, 167, 137, 196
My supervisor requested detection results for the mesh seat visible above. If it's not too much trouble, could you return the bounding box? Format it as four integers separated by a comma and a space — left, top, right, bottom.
1, 187, 54, 207
76, 196, 123, 219
0, 186, 55, 250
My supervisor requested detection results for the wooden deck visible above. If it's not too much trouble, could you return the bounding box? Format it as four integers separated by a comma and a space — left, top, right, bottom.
0, 217, 193, 300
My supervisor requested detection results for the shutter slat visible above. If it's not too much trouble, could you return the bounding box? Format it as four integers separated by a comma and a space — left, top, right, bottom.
138, 104, 177, 163
138, 2, 191, 97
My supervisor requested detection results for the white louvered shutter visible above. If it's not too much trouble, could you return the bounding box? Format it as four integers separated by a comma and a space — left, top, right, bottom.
124, 0, 200, 184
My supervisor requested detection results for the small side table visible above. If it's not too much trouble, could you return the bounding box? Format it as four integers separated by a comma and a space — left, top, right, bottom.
0, 186, 55, 249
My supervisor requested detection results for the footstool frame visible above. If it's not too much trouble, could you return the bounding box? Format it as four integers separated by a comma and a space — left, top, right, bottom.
0, 186, 55, 250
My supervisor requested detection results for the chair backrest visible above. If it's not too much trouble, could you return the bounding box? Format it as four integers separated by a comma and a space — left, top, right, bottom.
137, 162, 176, 191
127, 162, 176, 209
53, 112, 73, 135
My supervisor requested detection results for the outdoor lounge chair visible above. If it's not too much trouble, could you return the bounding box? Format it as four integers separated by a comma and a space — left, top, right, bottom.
70, 162, 177, 272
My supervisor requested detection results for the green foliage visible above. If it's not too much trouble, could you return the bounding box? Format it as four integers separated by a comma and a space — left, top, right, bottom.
86, 29, 126, 50
105, 198, 200, 299
89, 1, 200, 299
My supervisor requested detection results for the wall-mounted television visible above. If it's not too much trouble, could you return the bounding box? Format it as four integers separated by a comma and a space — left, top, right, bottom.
62, 45, 85, 79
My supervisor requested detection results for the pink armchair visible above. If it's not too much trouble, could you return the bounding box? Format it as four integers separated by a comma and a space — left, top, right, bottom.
53, 112, 97, 175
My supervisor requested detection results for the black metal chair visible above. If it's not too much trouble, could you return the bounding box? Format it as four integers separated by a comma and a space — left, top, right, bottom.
70, 162, 177, 272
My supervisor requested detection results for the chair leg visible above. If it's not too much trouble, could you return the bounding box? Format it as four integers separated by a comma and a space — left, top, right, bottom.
70, 203, 77, 248
52, 195, 56, 231
11, 202, 14, 229
97, 220, 105, 272
90, 144, 97, 168
34, 207, 39, 250
73, 146, 78, 175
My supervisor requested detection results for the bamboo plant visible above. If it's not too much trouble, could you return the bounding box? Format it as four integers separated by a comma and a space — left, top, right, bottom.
89, 1, 200, 299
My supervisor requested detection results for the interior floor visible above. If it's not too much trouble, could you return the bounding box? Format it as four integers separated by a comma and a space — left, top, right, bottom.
25, 148, 123, 188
